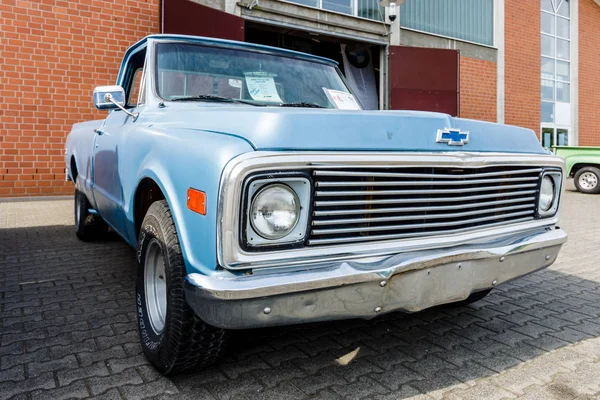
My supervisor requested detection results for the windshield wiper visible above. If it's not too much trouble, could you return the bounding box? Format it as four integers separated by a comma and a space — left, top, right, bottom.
170, 95, 265, 106
279, 102, 325, 108
171, 95, 234, 102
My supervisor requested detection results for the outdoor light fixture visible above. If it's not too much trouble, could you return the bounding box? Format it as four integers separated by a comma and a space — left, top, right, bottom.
380, 0, 404, 23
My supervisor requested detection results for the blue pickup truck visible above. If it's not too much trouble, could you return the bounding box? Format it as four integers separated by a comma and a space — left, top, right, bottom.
66, 34, 567, 374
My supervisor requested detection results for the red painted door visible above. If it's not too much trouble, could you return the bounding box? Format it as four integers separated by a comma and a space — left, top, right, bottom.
389, 46, 459, 116
162, 0, 244, 41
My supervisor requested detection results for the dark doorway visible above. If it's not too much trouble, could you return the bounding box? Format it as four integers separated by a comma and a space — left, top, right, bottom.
245, 23, 382, 110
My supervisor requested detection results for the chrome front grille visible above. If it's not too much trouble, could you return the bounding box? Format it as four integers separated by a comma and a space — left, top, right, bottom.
309, 166, 542, 246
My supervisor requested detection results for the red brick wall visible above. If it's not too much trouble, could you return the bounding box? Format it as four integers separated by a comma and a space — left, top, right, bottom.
459, 56, 497, 122
504, 1, 540, 136
578, 0, 600, 146
0, 0, 159, 197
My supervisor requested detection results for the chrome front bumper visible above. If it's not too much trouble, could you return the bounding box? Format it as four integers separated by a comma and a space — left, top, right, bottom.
184, 227, 567, 329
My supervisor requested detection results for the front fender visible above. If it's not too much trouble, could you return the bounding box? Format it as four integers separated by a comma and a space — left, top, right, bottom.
120, 126, 254, 276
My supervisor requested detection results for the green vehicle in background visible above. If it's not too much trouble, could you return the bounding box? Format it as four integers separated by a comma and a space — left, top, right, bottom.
554, 146, 600, 194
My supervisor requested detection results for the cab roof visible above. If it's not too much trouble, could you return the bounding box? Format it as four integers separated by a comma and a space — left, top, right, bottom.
125, 34, 338, 67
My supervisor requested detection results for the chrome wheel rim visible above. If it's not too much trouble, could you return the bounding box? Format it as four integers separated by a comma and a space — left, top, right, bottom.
145, 239, 167, 334
579, 172, 598, 190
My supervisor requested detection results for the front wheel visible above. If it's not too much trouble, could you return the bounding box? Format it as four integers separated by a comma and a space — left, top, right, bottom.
574, 167, 600, 194
136, 200, 227, 374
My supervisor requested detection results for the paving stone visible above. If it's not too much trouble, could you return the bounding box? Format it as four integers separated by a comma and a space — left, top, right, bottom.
550, 327, 593, 343
0, 372, 55, 400
120, 377, 179, 399
78, 345, 127, 367
220, 354, 271, 379
57, 361, 111, 386
291, 367, 346, 395
253, 361, 306, 388
253, 382, 307, 400
0, 364, 25, 382
88, 367, 143, 395
330, 376, 390, 400
205, 373, 264, 400
29, 380, 90, 400
28, 354, 78, 377
445, 381, 517, 400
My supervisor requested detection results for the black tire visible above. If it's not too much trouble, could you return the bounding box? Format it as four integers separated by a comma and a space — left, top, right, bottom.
74, 177, 108, 241
574, 167, 600, 194
136, 200, 227, 374
444, 289, 492, 307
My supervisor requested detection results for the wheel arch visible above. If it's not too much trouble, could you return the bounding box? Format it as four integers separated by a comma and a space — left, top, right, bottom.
133, 177, 167, 241
571, 162, 600, 177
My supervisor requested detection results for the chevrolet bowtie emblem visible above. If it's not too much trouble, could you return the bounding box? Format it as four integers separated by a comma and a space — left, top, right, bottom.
436, 128, 469, 146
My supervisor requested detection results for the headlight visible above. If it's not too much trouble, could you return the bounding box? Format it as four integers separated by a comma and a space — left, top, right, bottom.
250, 183, 300, 240
539, 176, 555, 212
537, 171, 561, 217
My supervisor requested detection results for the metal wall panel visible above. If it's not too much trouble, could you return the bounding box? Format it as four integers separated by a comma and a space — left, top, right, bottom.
389, 46, 459, 116
162, 0, 244, 41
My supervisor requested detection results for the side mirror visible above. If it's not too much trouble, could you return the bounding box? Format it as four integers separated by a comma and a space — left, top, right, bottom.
93, 85, 139, 121
93, 85, 126, 110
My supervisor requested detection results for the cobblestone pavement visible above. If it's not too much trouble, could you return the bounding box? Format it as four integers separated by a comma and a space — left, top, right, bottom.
2, 181, 600, 400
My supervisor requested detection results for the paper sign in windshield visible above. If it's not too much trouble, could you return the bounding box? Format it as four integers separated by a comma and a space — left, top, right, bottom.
246, 77, 282, 103
323, 89, 361, 110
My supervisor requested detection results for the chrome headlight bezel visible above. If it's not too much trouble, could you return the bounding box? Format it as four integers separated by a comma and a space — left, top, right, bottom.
537, 169, 562, 218
242, 173, 311, 249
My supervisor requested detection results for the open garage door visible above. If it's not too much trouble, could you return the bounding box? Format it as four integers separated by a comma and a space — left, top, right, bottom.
389, 46, 459, 116
162, 0, 244, 41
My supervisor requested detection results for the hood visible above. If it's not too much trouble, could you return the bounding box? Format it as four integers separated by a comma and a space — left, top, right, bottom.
155, 107, 547, 154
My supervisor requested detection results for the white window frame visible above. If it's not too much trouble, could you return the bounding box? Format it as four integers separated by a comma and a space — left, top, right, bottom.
540, 0, 574, 147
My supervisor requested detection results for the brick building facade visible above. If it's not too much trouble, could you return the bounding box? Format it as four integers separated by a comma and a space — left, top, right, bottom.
0, 0, 597, 197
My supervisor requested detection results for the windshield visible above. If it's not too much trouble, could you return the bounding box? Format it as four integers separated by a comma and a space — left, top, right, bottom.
155, 42, 359, 109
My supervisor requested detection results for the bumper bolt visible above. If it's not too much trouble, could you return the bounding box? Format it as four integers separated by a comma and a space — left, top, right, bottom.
492, 280, 498, 286
375, 306, 382, 313
263, 307, 271, 315
500, 257, 505, 262
458, 264, 462, 269
545, 255, 551, 260
380, 280, 387, 287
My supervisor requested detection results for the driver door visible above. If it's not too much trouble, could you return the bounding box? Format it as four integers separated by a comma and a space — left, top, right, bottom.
92, 50, 146, 236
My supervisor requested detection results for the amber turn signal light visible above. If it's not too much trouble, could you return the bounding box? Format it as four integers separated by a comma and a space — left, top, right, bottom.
187, 188, 206, 215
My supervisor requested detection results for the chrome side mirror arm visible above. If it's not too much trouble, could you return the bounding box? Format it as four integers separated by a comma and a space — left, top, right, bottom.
104, 93, 139, 121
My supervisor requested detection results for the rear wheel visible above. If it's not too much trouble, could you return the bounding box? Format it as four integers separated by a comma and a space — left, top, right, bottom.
74, 177, 108, 241
574, 167, 600, 194
136, 200, 227, 374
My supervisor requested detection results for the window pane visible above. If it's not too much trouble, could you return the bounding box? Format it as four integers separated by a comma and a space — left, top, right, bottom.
557, 38, 570, 60
542, 79, 555, 101
542, 127, 554, 148
542, 0, 553, 12
556, 82, 570, 102
358, 0, 385, 21
541, 12, 555, 34
557, 128, 569, 145
542, 101, 555, 123
557, 0, 570, 17
399, 0, 494, 46
557, 17, 570, 38
287, 0, 319, 7
322, 0, 353, 15
542, 35, 555, 57
542, 57, 555, 79
556, 60, 570, 81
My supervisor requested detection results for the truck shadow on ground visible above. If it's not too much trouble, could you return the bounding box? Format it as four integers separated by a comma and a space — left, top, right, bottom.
2, 224, 600, 399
